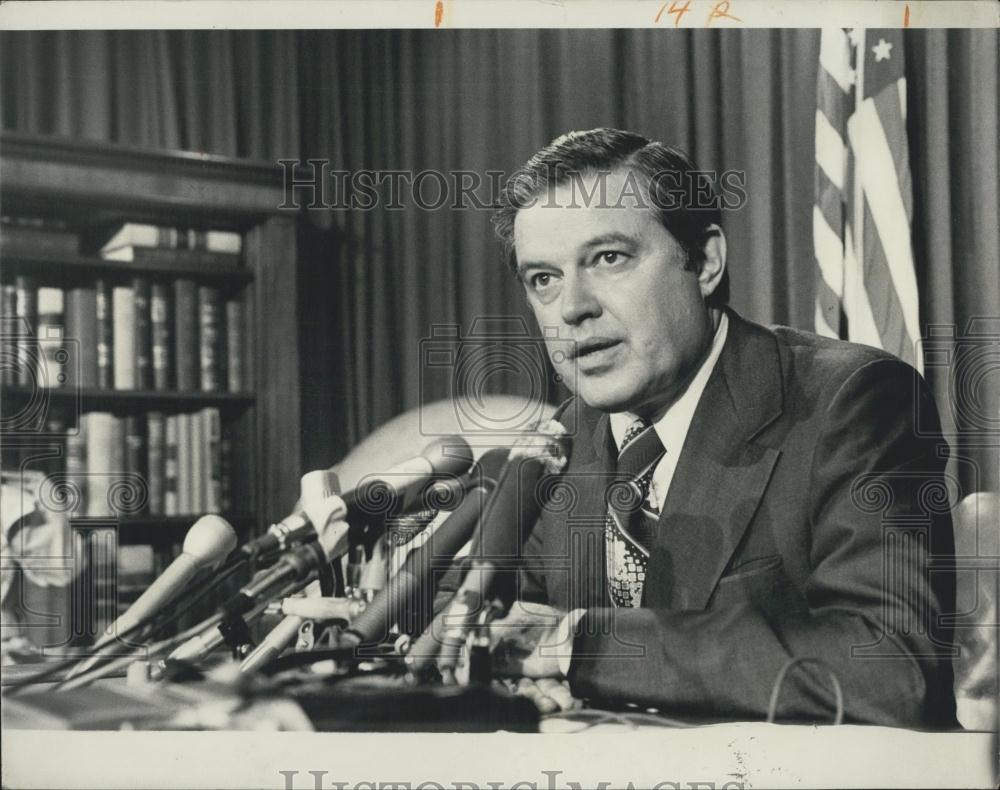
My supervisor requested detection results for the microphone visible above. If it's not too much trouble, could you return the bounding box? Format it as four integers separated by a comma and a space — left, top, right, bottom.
342, 449, 510, 648
66, 515, 238, 679
407, 419, 571, 678
170, 504, 349, 664
239, 470, 342, 563
342, 435, 475, 546
466, 419, 571, 612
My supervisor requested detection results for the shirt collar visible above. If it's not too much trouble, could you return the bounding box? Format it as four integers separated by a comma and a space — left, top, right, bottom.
610, 312, 729, 455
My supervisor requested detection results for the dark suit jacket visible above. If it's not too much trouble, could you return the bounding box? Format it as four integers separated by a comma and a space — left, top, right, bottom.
520, 310, 957, 728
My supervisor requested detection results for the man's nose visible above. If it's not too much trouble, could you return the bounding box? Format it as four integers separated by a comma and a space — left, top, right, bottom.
559, 272, 602, 325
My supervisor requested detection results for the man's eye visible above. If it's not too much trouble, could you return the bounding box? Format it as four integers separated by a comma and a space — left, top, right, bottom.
530, 272, 553, 289
598, 251, 624, 264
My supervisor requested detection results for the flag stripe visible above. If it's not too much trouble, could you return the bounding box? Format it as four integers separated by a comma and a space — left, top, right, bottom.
848, 99, 921, 348
874, 79, 914, 216
819, 28, 854, 93
815, 164, 845, 236
815, 109, 848, 192
815, 275, 843, 337
817, 68, 850, 135
813, 206, 846, 297
862, 199, 916, 366
841, 222, 883, 349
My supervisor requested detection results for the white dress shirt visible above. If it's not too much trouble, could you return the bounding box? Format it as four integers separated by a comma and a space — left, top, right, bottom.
608, 311, 729, 510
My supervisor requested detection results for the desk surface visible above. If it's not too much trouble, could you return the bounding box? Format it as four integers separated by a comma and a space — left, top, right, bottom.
2, 724, 996, 790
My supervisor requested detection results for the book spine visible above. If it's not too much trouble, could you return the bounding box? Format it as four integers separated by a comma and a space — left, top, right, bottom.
95, 279, 114, 389
177, 413, 192, 514
220, 428, 233, 514
132, 277, 152, 390
112, 286, 135, 390
104, 245, 242, 270
174, 280, 198, 391
151, 283, 172, 391
15, 275, 37, 387
85, 412, 123, 517
146, 412, 165, 516
190, 411, 205, 512
66, 419, 87, 515
43, 412, 67, 477
201, 408, 222, 514
225, 298, 244, 392
198, 286, 222, 392
124, 415, 147, 515
36, 287, 65, 389
64, 286, 98, 389
0, 224, 79, 255
164, 415, 179, 516
1, 284, 17, 386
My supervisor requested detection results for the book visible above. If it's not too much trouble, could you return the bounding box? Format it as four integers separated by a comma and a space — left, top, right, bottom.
198, 286, 222, 392
42, 412, 67, 477
112, 286, 135, 390
66, 420, 87, 515
95, 279, 114, 389
190, 412, 205, 512
200, 408, 222, 514
123, 415, 146, 515
225, 298, 244, 392
132, 278, 152, 390
15, 275, 37, 387
101, 245, 242, 271
173, 280, 198, 391
1, 216, 79, 256
150, 283, 172, 390
176, 413, 192, 514
64, 286, 98, 388
85, 412, 124, 517
36, 287, 65, 389
220, 429, 233, 514
99, 223, 241, 255
1, 284, 17, 386
146, 412, 165, 516
164, 415, 179, 516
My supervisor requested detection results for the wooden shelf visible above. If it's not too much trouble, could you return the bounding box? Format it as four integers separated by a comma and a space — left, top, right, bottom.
69, 513, 257, 545
2, 386, 254, 414
1, 250, 254, 286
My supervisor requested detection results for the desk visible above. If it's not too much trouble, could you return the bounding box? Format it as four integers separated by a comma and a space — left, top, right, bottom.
1, 724, 995, 789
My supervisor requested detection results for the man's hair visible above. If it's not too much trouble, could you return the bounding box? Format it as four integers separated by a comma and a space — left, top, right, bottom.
492, 127, 729, 307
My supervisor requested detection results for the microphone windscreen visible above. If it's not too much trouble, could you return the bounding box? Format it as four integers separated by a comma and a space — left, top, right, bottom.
182, 515, 238, 569
300, 469, 341, 504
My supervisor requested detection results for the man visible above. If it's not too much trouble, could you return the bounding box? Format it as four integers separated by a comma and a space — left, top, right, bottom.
484, 128, 956, 727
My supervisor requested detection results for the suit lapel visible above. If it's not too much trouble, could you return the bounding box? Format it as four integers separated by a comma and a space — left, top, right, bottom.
643, 312, 784, 610
555, 404, 615, 609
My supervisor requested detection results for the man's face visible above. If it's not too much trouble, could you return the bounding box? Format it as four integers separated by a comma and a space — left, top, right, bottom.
513, 169, 718, 417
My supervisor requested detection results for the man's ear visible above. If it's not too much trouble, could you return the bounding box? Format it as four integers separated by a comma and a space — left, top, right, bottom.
697, 225, 727, 299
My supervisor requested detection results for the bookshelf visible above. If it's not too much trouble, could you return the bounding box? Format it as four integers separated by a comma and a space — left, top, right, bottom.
0, 133, 302, 644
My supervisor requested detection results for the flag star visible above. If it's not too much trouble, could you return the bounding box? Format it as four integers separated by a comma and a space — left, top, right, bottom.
872, 38, 893, 62
847, 28, 863, 47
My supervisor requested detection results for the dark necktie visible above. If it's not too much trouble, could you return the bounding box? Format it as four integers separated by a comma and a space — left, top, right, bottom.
605, 418, 666, 608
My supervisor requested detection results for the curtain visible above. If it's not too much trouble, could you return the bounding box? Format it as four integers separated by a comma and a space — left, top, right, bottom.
2, 29, 997, 492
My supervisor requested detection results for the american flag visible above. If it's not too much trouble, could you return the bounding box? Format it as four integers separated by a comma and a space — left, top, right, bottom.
813, 28, 923, 373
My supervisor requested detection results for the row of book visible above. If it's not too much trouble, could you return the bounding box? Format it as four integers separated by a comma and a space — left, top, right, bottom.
0, 217, 244, 263
2, 277, 247, 392
62, 409, 233, 518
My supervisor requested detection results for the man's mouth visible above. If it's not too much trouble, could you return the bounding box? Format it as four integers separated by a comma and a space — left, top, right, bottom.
573, 338, 622, 362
